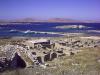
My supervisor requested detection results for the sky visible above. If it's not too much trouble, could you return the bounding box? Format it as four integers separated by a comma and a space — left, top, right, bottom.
0, 0, 100, 20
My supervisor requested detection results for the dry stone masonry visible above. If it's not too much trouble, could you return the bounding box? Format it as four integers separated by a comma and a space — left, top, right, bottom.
0, 37, 100, 72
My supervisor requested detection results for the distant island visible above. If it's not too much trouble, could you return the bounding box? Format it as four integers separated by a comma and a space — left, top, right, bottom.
0, 18, 100, 25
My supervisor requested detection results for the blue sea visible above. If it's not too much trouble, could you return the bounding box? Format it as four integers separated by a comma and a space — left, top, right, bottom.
0, 22, 100, 37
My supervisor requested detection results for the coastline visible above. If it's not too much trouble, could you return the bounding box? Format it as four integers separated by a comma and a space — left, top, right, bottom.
0, 22, 100, 25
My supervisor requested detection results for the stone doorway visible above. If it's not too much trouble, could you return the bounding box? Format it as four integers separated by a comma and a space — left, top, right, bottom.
10, 53, 26, 69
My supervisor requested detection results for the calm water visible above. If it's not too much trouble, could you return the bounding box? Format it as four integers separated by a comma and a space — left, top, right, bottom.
0, 22, 100, 37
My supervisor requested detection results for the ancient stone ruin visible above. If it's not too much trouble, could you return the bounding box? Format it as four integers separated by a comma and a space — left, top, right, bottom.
0, 37, 100, 72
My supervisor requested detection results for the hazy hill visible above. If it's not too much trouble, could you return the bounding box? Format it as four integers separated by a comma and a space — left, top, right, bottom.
0, 18, 100, 23
47, 18, 83, 23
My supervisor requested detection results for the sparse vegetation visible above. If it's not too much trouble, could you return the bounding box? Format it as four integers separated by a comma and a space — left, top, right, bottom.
0, 36, 100, 74
0, 46, 100, 75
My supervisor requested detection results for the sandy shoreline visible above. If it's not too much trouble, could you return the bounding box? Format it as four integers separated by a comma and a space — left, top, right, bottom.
80, 36, 100, 40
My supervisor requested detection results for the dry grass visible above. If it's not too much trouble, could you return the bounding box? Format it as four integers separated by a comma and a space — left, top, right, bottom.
0, 38, 100, 75
1, 47, 100, 75
45, 47, 100, 75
